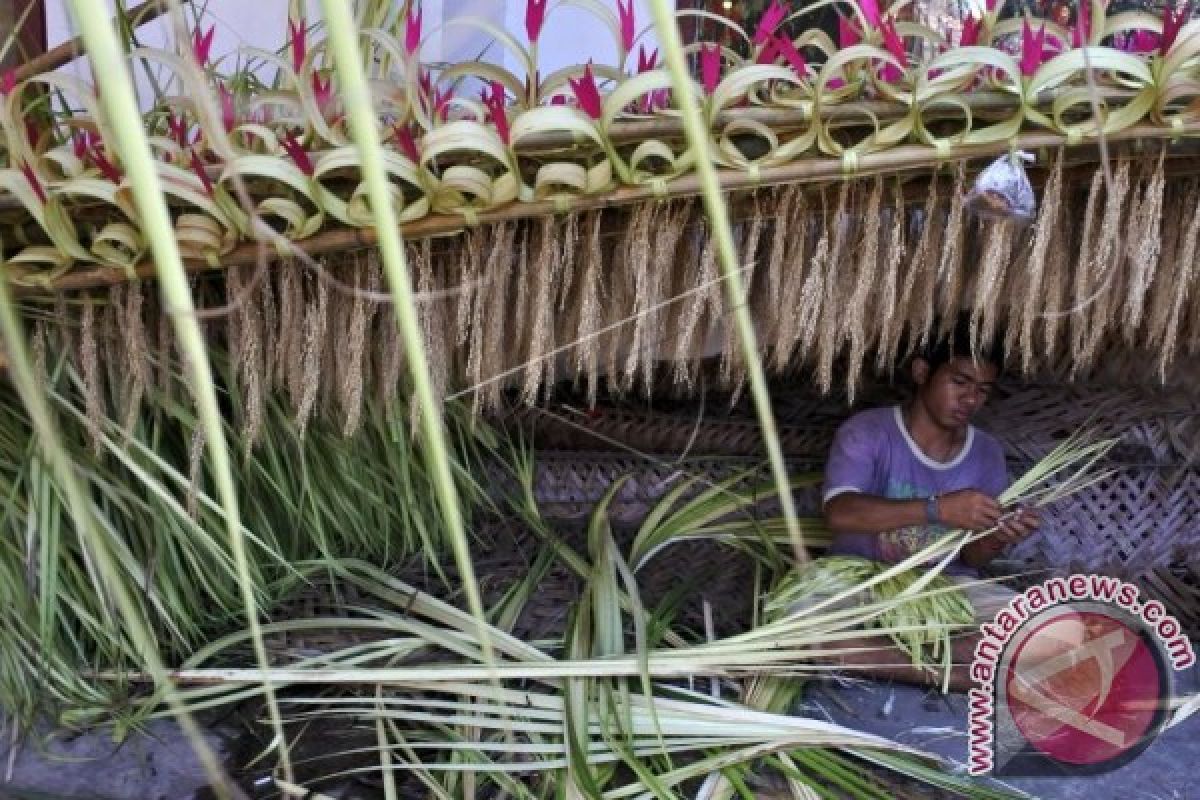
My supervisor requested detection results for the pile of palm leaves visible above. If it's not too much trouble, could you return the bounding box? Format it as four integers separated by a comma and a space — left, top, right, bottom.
0, 332, 497, 730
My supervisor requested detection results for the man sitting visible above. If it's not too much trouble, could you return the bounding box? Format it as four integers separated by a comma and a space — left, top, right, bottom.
817, 321, 1053, 691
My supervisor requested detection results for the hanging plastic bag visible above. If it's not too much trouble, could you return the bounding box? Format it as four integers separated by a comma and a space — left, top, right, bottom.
967, 151, 1036, 223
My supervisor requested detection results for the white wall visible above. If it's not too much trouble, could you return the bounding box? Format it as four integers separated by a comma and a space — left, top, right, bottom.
45, 1, 666, 93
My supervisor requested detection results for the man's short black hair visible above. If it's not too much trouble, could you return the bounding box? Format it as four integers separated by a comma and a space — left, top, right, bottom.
919, 314, 1005, 374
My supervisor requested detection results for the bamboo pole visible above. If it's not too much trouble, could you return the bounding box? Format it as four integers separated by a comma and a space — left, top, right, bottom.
18, 123, 1200, 296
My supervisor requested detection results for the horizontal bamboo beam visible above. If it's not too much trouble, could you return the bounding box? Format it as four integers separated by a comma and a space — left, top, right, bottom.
16, 123, 1200, 295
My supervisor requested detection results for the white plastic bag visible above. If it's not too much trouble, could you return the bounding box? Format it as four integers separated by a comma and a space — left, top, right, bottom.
966, 151, 1036, 223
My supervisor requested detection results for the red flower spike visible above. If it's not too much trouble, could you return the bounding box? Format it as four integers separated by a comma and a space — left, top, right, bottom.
0, 70, 15, 96
90, 145, 122, 184
526, 0, 548, 44
312, 72, 333, 116
756, 37, 778, 65
191, 24, 215, 67
1072, 1, 1090, 48
19, 161, 46, 204
392, 123, 420, 162
550, 94, 566, 106
960, 13, 982, 47
838, 14, 860, 48
483, 81, 510, 144
568, 62, 602, 119
753, 0, 787, 45
1020, 19, 1048, 78
218, 83, 236, 132
405, 4, 422, 55
858, 0, 882, 30
879, 18, 905, 83
434, 86, 453, 121
189, 150, 214, 196
701, 43, 721, 95
289, 17, 307, 73
617, 0, 636, 51
1162, 2, 1187, 55
72, 132, 88, 160
773, 33, 808, 78
281, 132, 314, 176
637, 43, 658, 73
24, 118, 40, 149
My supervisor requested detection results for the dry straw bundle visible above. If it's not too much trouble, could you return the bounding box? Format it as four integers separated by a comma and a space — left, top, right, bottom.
28, 151, 1196, 437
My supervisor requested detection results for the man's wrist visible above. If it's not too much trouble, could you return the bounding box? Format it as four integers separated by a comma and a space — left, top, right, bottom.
924, 494, 941, 525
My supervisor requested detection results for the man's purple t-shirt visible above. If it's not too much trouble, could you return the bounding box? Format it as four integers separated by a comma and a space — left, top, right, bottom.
821, 406, 1009, 577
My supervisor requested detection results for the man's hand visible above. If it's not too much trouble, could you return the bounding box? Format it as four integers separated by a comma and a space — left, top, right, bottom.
994, 505, 1041, 544
936, 489, 1003, 531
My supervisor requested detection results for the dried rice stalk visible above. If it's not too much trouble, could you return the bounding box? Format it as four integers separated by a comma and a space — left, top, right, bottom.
455, 231, 483, 350
513, 222, 534, 375
479, 223, 517, 413
769, 187, 811, 372
187, 424, 205, 519
411, 239, 447, 430
1013, 150, 1063, 376
896, 172, 943, 361
339, 257, 372, 437
119, 282, 150, 431
720, 197, 765, 392
673, 221, 719, 390
872, 183, 907, 376
815, 180, 856, 394
80, 295, 102, 454
295, 271, 329, 438
621, 202, 657, 393
278, 261, 303, 397
935, 164, 968, 338
575, 211, 605, 407
523, 217, 563, 404
1152, 179, 1200, 378
1123, 149, 1166, 338
155, 293, 173, 398
968, 219, 1015, 356
843, 178, 884, 403
258, 265, 279, 395
794, 186, 832, 371
557, 214, 580, 318
1072, 160, 1131, 377
761, 186, 799, 342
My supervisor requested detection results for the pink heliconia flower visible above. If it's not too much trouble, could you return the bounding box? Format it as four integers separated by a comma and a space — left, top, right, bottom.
1072, 1, 1091, 48
960, 13, 982, 47
1162, 2, 1187, 55
759, 33, 806, 77
637, 43, 658, 73
191, 24, 215, 66
1020, 20, 1048, 78
405, 4, 422, 55
828, 76, 846, 89
19, 162, 45, 204
879, 18, 905, 82
89, 142, 122, 183
281, 131, 314, 176
483, 80, 510, 144
217, 83, 237, 131
617, 0, 636, 52
312, 73, 333, 113
753, 0, 787, 45
568, 62, 602, 119
550, 94, 567, 105
701, 43, 720, 95
189, 150, 214, 195
392, 122, 420, 162
838, 14, 860, 48
289, 17, 307, 73
857, 0, 882, 30
434, 86, 453, 121
1121, 29, 1160, 53
0, 70, 15, 96
526, 0, 548, 43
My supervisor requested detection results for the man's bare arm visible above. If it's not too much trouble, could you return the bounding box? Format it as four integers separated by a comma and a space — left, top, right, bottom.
823, 493, 927, 534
